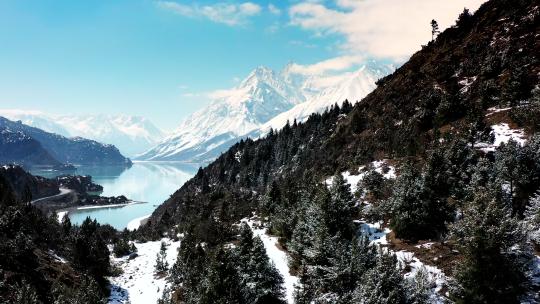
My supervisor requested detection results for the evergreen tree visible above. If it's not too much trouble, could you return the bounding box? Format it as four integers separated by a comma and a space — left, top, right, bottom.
327, 175, 356, 238
494, 140, 529, 214
198, 248, 242, 304
524, 191, 540, 246
386, 164, 451, 241
155, 241, 169, 273
450, 192, 529, 303
405, 267, 432, 304
353, 253, 406, 304
431, 19, 440, 40
72, 217, 110, 287
237, 234, 285, 303
14, 280, 40, 304
157, 286, 172, 304
359, 169, 385, 200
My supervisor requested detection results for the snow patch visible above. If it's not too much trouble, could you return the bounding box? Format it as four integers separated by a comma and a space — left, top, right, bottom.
477, 123, 526, 152
57, 211, 68, 222
395, 250, 448, 304
242, 218, 299, 304
327, 160, 396, 193
108, 238, 180, 304
357, 221, 391, 245
127, 215, 151, 231
48, 250, 68, 264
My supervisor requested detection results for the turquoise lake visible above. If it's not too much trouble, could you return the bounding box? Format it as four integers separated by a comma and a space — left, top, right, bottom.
31, 162, 197, 230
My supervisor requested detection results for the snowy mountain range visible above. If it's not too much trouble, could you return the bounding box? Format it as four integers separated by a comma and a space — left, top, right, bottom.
137, 61, 393, 163
0, 110, 164, 156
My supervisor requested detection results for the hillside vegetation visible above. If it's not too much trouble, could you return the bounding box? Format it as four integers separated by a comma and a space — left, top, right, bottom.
140, 0, 540, 303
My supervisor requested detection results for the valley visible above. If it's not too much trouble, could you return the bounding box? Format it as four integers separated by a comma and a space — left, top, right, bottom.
0, 0, 539, 303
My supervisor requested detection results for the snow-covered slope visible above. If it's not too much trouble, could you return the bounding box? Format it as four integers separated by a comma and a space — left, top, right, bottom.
138, 62, 393, 163
255, 64, 393, 136
0, 110, 164, 156
136, 66, 308, 162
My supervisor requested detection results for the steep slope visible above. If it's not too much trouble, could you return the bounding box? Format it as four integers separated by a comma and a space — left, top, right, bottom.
254, 63, 393, 137
137, 0, 539, 302
0, 128, 62, 168
138, 62, 392, 163
0, 169, 115, 303
0, 165, 59, 201
0, 117, 131, 166
0, 111, 164, 156
144, 0, 538, 240
136, 66, 306, 163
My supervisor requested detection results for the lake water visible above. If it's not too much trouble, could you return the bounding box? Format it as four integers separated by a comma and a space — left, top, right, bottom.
31, 162, 197, 230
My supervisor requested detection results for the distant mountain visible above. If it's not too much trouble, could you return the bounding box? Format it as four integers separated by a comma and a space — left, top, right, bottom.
0, 128, 62, 168
137, 62, 393, 163
0, 117, 131, 167
254, 63, 393, 137
0, 110, 164, 156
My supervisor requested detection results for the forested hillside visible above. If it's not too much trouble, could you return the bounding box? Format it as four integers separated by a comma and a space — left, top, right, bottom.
0, 171, 118, 303
140, 0, 540, 303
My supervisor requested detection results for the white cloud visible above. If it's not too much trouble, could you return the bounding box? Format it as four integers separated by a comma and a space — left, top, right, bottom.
286, 55, 364, 75
268, 4, 281, 15
157, 1, 262, 26
289, 0, 487, 60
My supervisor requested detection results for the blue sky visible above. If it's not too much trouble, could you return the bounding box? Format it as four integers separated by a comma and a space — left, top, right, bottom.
0, 0, 486, 130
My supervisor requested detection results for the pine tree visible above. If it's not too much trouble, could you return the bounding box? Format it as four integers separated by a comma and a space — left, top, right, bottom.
14, 280, 41, 304
155, 241, 169, 273
198, 248, 242, 304
431, 19, 440, 40
450, 192, 529, 303
170, 232, 207, 302
157, 286, 172, 304
405, 267, 432, 304
494, 140, 529, 214
327, 175, 356, 238
524, 192, 540, 246
353, 252, 406, 304
386, 164, 451, 241
238, 235, 285, 303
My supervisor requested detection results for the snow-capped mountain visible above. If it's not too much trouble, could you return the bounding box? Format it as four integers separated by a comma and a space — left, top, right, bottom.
138, 61, 393, 163
0, 110, 164, 156
136, 66, 308, 162
256, 63, 393, 136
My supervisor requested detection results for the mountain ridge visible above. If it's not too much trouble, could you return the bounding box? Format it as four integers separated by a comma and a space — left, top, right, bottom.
137, 61, 393, 163
0, 117, 132, 167
0, 110, 164, 156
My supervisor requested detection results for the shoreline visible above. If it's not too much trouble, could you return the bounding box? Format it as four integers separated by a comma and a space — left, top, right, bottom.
56, 200, 146, 221
126, 214, 151, 231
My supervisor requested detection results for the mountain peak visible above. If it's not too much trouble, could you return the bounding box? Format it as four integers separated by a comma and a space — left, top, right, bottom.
138, 60, 393, 163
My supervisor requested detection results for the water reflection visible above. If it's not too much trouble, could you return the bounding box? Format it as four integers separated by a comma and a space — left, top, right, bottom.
31, 162, 198, 229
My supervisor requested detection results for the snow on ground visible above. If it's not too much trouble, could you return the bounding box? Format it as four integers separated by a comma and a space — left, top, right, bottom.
48, 250, 67, 264
243, 218, 299, 304
355, 221, 448, 303
477, 123, 527, 152
127, 214, 151, 231
108, 238, 180, 304
458, 76, 477, 94
327, 160, 396, 193
357, 220, 391, 245
77, 201, 138, 210
485, 106, 513, 116
57, 211, 67, 222
395, 251, 448, 304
